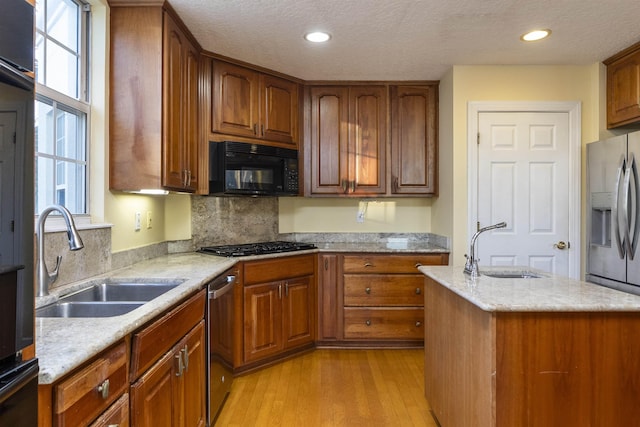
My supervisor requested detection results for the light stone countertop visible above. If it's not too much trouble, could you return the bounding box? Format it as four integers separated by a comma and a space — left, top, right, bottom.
35, 253, 236, 384
419, 265, 640, 312
35, 243, 449, 385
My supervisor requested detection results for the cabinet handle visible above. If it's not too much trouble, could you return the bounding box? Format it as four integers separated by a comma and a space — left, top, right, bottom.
341, 179, 348, 193
365, 320, 371, 326
187, 170, 192, 187
324, 258, 328, 270
285, 282, 289, 297
182, 345, 189, 372
253, 123, 258, 135
415, 321, 422, 327
392, 176, 398, 192
97, 379, 110, 399
364, 262, 373, 268
365, 287, 371, 294
349, 180, 355, 192
175, 353, 184, 377
415, 288, 421, 295
278, 284, 282, 299
415, 263, 422, 268
261, 124, 264, 136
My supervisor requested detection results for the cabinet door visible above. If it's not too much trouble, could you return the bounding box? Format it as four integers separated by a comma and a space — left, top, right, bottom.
162, 12, 186, 190
318, 254, 341, 341
89, 393, 130, 427
261, 74, 298, 146
390, 85, 438, 195
309, 86, 350, 194
243, 282, 283, 363
130, 348, 179, 427
349, 85, 387, 195
607, 51, 640, 128
183, 39, 200, 191
212, 61, 259, 138
182, 321, 206, 427
282, 275, 314, 348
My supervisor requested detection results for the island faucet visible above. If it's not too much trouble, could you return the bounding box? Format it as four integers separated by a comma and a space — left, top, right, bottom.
36, 205, 84, 297
463, 221, 507, 277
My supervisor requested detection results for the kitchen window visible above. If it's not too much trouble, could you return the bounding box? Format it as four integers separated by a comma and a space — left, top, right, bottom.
34, 0, 90, 215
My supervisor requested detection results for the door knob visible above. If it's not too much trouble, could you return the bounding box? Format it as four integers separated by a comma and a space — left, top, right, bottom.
554, 241, 569, 250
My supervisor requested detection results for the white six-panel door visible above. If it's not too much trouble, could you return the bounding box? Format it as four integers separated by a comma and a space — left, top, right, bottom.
475, 111, 572, 276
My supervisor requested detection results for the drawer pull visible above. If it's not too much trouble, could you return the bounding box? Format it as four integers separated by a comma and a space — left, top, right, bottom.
182, 345, 189, 372
365, 320, 371, 326
415, 288, 421, 295
365, 287, 371, 294
415, 263, 422, 268
97, 379, 110, 400
364, 262, 373, 268
415, 321, 422, 327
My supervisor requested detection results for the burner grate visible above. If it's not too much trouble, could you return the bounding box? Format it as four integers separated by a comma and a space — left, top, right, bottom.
198, 241, 316, 257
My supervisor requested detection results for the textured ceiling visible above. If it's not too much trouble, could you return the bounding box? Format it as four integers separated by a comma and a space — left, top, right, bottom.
169, 0, 640, 81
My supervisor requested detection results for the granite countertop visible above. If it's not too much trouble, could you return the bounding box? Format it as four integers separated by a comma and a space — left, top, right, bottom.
419, 265, 640, 312
35, 253, 237, 384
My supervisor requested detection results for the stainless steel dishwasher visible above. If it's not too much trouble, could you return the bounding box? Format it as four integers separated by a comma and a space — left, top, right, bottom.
206, 267, 237, 425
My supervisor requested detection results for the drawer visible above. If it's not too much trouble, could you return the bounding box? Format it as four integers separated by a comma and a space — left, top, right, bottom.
54, 341, 128, 427
343, 307, 424, 340
344, 275, 424, 306
343, 254, 448, 273
244, 254, 315, 285
89, 392, 129, 427
130, 289, 205, 380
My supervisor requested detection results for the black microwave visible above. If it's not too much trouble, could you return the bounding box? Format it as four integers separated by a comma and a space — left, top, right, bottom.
209, 141, 300, 196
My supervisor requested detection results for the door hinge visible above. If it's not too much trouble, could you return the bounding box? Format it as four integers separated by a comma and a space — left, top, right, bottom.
10, 220, 15, 232
13, 132, 16, 144
477, 221, 480, 232
477, 132, 480, 145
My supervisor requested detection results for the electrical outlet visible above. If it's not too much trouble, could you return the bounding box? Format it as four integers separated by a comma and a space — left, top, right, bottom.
134, 212, 142, 231
356, 210, 365, 223
146, 211, 152, 229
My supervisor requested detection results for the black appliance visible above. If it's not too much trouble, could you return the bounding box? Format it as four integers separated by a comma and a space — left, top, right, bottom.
199, 241, 316, 257
0, 1, 38, 425
206, 268, 236, 425
209, 141, 300, 196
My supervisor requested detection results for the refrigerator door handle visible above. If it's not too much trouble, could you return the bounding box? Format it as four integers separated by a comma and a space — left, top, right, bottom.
623, 153, 639, 260
613, 154, 627, 259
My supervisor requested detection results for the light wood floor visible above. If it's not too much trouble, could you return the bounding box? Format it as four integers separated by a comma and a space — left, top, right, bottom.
215, 348, 438, 427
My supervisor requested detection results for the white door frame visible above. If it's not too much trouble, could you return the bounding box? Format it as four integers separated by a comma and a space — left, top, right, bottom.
467, 101, 581, 279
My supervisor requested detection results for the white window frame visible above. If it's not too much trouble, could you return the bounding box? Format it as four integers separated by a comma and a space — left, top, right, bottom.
34, 0, 91, 228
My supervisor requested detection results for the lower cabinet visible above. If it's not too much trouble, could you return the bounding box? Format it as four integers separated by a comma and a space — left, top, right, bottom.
241, 254, 316, 366
130, 321, 205, 427
89, 393, 130, 427
318, 252, 449, 346
129, 290, 206, 427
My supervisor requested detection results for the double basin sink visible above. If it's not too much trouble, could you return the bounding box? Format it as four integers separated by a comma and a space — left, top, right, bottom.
36, 279, 184, 318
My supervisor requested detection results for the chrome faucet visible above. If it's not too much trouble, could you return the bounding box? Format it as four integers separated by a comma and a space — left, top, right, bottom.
36, 205, 84, 297
463, 221, 507, 277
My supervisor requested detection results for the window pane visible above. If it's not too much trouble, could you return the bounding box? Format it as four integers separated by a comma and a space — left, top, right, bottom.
65, 162, 86, 214
55, 108, 83, 160
47, 0, 79, 51
35, 156, 55, 213
35, 0, 45, 31
45, 40, 78, 98
35, 100, 55, 155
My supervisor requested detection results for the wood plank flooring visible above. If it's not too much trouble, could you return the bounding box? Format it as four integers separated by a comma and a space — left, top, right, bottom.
215, 349, 438, 427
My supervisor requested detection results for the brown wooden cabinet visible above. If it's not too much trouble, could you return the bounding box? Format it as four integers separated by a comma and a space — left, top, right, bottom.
210, 59, 299, 147
130, 290, 206, 427
109, 4, 201, 192
89, 393, 130, 427
317, 252, 449, 346
390, 85, 438, 195
309, 85, 387, 195
242, 254, 316, 366
604, 41, 640, 129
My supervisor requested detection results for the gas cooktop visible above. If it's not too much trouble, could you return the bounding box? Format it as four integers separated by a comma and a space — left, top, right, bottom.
198, 241, 316, 257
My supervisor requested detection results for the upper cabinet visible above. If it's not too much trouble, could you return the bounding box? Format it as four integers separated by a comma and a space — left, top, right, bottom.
604, 41, 640, 129
109, 3, 202, 193
308, 85, 387, 195
390, 85, 438, 195
210, 59, 299, 148
306, 82, 438, 197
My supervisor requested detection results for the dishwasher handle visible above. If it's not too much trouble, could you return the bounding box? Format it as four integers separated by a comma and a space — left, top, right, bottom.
208, 275, 236, 300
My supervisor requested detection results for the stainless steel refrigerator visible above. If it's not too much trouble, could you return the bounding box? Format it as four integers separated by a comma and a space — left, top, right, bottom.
586, 131, 640, 295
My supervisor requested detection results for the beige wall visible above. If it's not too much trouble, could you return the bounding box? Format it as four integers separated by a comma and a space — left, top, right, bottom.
444, 64, 604, 269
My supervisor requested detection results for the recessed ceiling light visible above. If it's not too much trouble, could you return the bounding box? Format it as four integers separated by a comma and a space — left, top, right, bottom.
304, 31, 331, 43
520, 29, 551, 42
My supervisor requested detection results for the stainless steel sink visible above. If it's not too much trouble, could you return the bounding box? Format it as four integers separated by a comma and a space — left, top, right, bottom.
481, 270, 541, 279
60, 281, 183, 303
36, 302, 144, 318
36, 279, 184, 318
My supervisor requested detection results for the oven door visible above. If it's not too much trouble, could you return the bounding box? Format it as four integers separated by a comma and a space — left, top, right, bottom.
206, 269, 236, 425
0, 358, 38, 426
